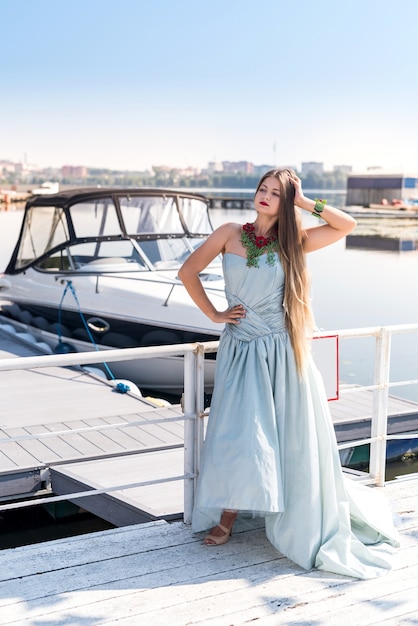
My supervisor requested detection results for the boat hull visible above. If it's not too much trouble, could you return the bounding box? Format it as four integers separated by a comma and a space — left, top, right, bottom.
0, 306, 218, 394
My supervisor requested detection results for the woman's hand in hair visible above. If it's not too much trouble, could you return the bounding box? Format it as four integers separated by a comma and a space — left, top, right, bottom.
288, 173, 307, 209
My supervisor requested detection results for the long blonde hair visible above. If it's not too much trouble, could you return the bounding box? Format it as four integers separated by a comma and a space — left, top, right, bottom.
256, 169, 314, 372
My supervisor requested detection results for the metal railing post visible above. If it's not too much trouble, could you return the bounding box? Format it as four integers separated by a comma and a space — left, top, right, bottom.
183, 350, 196, 524
369, 327, 391, 486
194, 344, 206, 482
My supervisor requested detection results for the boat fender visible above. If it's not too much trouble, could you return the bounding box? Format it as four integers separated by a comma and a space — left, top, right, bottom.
49, 322, 72, 338
2, 302, 21, 318
32, 316, 49, 330
54, 341, 77, 354
16, 332, 37, 344
140, 329, 182, 346
36, 342, 54, 354
18, 310, 33, 325
82, 366, 108, 379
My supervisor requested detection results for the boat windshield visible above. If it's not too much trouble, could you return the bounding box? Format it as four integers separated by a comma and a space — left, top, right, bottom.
33, 236, 209, 273
178, 196, 213, 234
14, 206, 70, 270
13, 193, 215, 273
69, 197, 121, 238
119, 194, 212, 235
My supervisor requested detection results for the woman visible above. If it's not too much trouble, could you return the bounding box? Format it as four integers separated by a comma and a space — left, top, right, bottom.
178, 169, 399, 579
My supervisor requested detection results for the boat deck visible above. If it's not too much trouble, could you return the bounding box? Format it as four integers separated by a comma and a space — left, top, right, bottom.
1, 476, 417, 625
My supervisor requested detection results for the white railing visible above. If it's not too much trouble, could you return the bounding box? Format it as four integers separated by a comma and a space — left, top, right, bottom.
0, 340, 216, 523
333, 323, 418, 486
0, 323, 418, 523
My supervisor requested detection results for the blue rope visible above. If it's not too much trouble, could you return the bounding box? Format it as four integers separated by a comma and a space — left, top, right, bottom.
58, 280, 117, 382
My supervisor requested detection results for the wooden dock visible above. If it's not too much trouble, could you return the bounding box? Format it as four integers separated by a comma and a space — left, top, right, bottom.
0, 476, 417, 625
1, 321, 418, 623
0, 325, 185, 524
1, 321, 418, 527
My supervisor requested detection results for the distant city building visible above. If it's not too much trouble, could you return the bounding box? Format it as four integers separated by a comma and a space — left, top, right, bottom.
301, 162, 324, 176
222, 161, 254, 174
206, 162, 224, 174
253, 164, 274, 176
177, 166, 200, 177
61, 165, 87, 179
0, 160, 17, 173
151, 165, 173, 178
253, 164, 297, 176
151, 165, 200, 178
333, 165, 352, 174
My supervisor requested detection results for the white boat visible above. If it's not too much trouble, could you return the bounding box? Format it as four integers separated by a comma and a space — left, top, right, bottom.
0, 187, 227, 392
31, 181, 60, 195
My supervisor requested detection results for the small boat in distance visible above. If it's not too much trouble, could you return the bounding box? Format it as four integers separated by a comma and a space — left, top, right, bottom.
31, 181, 60, 195
0, 187, 227, 392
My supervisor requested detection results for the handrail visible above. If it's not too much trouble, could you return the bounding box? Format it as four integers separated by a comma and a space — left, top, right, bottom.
1, 323, 418, 519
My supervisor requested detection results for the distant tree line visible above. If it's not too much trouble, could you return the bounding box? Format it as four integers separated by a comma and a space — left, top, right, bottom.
77, 169, 348, 190
1, 167, 349, 190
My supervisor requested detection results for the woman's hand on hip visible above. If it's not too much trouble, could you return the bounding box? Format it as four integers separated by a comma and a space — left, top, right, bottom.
212, 304, 246, 324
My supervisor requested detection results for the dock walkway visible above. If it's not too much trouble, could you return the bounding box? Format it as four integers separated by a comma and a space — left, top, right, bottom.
0, 326, 185, 523
1, 322, 418, 526
1, 476, 417, 625
1, 322, 418, 623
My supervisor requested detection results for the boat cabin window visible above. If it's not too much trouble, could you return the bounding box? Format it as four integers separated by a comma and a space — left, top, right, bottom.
67, 240, 148, 271
120, 195, 184, 235
140, 237, 206, 269
14, 206, 70, 270
178, 197, 212, 234
35, 240, 148, 272
69, 199, 122, 238
119, 195, 212, 236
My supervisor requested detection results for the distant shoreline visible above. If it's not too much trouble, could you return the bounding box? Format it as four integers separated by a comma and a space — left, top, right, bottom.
1, 183, 347, 193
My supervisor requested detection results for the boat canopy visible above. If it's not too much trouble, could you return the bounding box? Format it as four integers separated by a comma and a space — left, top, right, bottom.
7, 188, 214, 273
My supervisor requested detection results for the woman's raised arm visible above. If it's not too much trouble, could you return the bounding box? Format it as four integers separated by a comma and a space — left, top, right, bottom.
289, 173, 357, 252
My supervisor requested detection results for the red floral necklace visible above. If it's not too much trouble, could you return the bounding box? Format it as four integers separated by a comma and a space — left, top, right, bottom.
240, 222, 279, 268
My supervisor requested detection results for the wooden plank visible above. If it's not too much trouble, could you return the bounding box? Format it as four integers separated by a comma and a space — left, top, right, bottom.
0, 388, 185, 478
46, 433, 109, 458
0, 450, 18, 471
24, 424, 86, 459
50, 448, 185, 523
0, 366, 161, 426
0, 479, 416, 626
330, 386, 418, 424
0, 439, 45, 469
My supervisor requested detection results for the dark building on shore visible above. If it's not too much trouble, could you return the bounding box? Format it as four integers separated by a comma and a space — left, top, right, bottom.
346, 172, 418, 207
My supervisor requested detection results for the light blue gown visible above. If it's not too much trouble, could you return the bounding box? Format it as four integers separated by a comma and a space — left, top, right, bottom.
192, 253, 399, 579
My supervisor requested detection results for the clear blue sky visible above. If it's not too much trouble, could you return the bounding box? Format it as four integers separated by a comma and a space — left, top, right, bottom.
1, 0, 417, 173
